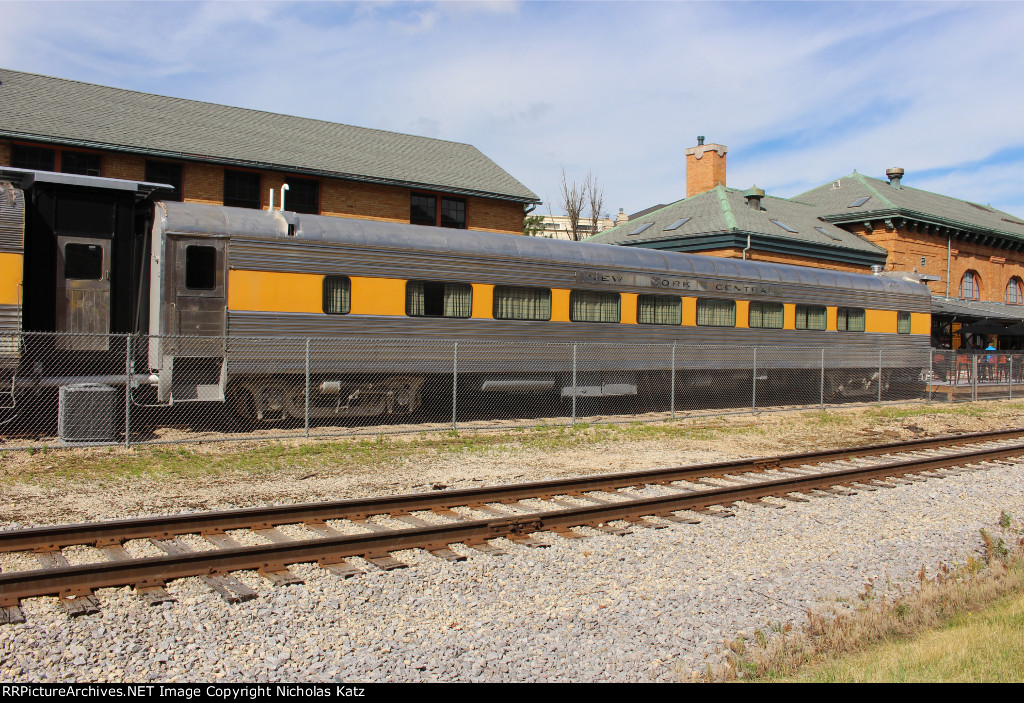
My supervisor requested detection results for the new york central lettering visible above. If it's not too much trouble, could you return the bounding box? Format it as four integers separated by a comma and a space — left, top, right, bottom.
576, 270, 778, 297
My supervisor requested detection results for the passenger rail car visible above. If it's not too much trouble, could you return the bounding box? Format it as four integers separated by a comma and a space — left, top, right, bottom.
0, 168, 932, 427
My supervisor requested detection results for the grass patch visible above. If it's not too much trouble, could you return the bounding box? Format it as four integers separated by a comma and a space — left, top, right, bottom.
702, 512, 1024, 682
3, 399, 1023, 487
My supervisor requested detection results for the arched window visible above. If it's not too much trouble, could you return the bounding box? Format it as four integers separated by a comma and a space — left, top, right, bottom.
959, 271, 981, 300
1007, 278, 1024, 305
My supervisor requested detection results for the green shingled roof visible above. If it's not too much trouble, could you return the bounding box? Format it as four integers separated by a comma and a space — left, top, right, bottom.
796, 171, 1024, 241
0, 69, 539, 203
586, 185, 886, 266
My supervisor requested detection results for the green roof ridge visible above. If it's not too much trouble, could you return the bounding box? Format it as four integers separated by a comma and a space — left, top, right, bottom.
582, 198, 685, 241
850, 171, 895, 208
715, 185, 738, 231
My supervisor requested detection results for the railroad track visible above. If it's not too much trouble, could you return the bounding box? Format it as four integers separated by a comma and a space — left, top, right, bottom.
2, 428, 1024, 625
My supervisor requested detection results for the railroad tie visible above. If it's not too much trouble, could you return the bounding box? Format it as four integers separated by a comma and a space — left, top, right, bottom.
387, 517, 468, 561
344, 521, 410, 571
0, 567, 25, 625
658, 514, 702, 525
245, 529, 305, 586
303, 523, 368, 577
150, 538, 257, 604
34, 551, 100, 617
99, 544, 176, 605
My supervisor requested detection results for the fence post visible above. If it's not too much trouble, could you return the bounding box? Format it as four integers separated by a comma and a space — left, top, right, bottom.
820, 348, 825, 409
878, 349, 883, 404
751, 347, 758, 414
304, 338, 311, 439
972, 355, 978, 402
1011, 356, 1014, 400
927, 349, 933, 403
670, 342, 676, 421
452, 341, 458, 431
124, 333, 132, 449
572, 343, 577, 427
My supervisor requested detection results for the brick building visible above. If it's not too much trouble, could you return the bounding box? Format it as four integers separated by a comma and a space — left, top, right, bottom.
589, 137, 1024, 347
588, 138, 889, 272
0, 69, 538, 234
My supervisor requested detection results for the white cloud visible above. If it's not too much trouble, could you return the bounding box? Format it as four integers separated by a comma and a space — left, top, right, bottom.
2, 1, 1023, 217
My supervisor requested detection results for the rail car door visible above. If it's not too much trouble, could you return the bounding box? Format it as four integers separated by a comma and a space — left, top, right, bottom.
171, 237, 227, 346
56, 235, 111, 351
161, 237, 228, 404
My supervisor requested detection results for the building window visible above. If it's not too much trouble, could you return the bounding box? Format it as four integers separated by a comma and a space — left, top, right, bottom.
285, 176, 319, 214
61, 151, 101, 177
440, 197, 466, 229
11, 144, 55, 172
146, 161, 183, 202
493, 286, 551, 321
748, 301, 783, 329
795, 304, 826, 330
410, 194, 436, 226
322, 276, 351, 314
837, 307, 866, 332
959, 271, 981, 300
570, 290, 620, 323
410, 193, 467, 229
897, 312, 912, 334
696, 298, 736, 327
185, 246, 217, 290
224, 170, 261, 209
637, 294, 681, 325
1007, 278, 1023, 305
406, 280, 472, 318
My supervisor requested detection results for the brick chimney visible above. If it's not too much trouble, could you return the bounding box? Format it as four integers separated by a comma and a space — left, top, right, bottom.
684, 136, 728, 198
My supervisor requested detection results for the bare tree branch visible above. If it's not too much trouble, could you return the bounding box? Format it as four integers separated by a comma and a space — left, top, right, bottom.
585, 171, 604, 239
559, 167, 586, 241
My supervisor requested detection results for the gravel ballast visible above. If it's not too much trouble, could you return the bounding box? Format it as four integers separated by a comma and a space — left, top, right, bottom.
2, 407, 1023, 682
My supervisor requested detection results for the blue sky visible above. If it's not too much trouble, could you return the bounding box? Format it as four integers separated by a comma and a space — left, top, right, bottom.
3, 1, 1024, 218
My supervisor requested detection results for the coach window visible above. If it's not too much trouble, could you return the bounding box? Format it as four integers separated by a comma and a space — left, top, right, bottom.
146, 161, 183, 202
185, 246, 218, 290
749, 301, 783, 329
570, 290, 620, 323
406, 280, 472, 318
322, 276, 351, 315
836, 307, 866, 332
696, 298, 736, 327
285, 176, 319, 214
897, 311, 912, 334
61, 151, 101, 177
494, 285, 551, 321
794, 304, 827, 330
637, 294, 681, 325
11, 144, 55, 172
224, 170, 261, 209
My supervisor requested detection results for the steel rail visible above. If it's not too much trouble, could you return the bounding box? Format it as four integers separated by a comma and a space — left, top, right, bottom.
1, 439, 1023, 607
2, 427, 1023, 554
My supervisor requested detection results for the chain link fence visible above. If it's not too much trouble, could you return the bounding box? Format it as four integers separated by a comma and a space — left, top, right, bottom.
0, 331, 1001, 451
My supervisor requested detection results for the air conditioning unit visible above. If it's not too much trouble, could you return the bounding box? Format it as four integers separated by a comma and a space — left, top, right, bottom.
58, 383, 116, 443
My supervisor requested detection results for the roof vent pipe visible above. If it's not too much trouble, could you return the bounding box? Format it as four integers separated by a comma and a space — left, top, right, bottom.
743, 185, 765, 210
886, 167, 904, 190
268, 188, 275, 212
871, 265, 884, 275
279, 183, 290, 212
